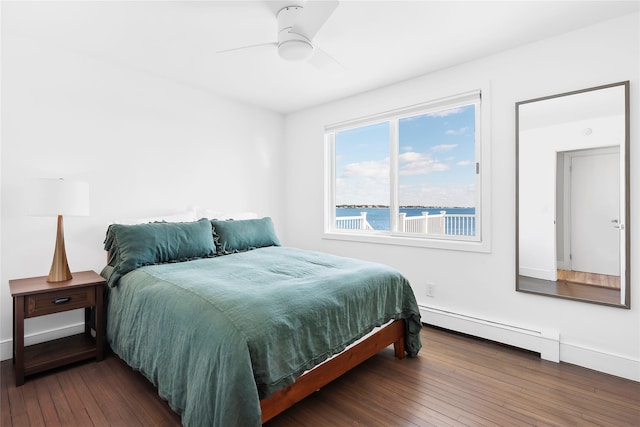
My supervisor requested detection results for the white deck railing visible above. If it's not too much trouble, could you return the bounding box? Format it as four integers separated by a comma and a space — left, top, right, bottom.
336, 211, 475, 236
335, 212, 374, 230
399, 211, 446, 234
444, 213, 476, 236
402, 211, 476, 236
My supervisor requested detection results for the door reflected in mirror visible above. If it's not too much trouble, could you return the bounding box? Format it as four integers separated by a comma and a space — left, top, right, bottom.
516, 81, 630, 308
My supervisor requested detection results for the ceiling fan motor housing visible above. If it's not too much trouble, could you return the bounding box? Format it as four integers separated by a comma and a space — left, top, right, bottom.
277, 5, 314, 61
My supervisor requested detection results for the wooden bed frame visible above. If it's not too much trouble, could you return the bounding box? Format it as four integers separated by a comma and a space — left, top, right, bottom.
259, 319, 406, 423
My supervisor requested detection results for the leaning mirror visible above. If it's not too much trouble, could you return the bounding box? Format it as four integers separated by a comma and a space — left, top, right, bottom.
516, 81, 630, 308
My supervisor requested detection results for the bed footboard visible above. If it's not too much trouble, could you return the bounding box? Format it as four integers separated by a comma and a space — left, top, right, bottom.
260, 319, 406, 423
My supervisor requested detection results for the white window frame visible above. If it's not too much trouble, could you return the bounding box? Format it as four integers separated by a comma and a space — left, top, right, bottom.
324, 88, 491, 253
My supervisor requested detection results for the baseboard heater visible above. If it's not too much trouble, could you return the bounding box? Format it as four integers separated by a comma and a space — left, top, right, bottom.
419, 305, 560, 362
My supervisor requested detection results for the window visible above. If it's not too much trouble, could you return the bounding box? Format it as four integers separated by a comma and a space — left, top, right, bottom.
325, 90, 488, 250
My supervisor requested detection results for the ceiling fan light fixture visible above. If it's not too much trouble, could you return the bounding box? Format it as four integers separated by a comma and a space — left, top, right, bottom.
278, 39, 313, 61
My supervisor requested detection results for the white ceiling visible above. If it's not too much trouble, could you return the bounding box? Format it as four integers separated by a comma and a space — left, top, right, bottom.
3, 1, 639, 114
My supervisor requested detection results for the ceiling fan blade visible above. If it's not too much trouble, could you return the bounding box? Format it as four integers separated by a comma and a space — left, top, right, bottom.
217, 42, 276, 54
308, 45, 343, 70
290, 0, 338, 40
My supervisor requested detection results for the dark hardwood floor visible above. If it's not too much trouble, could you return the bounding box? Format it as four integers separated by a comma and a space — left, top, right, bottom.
3, 326, 639, 426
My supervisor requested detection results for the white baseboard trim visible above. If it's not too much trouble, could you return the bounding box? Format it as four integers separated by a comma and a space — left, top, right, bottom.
420, 305, 560, 362
0, 323, 86, 362
420, 305, 639, 382
561, 341, 640, 382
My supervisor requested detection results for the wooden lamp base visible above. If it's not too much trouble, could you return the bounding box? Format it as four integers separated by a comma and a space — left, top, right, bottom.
47, 215, 72, 283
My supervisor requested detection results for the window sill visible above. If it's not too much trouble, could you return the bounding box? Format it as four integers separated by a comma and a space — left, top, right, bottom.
322, 231, 491, 253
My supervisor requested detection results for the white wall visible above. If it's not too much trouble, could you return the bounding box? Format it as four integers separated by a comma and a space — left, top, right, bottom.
283, 13, 640, 380
1, 26, 285, 358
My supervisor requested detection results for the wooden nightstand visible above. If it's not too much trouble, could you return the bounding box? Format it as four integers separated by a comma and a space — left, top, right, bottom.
9, 270, 106, 386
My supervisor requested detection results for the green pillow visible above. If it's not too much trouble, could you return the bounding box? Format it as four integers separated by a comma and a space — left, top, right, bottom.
104, 218, 216, 286
211, 217, 280, 253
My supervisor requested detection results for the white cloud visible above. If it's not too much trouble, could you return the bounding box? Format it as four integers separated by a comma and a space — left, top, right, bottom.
337, 149, 474, 205
401, 161, 449, 175
398, 183, 475, 207
398, 151, 449, 176
338, 158, 391, 204
336, 176, 390, 205
445, 127, 469, 136
398, 151, 423, 162
431, 144, 457, 152
342, 159, 389, 178
426, 107, 463, 118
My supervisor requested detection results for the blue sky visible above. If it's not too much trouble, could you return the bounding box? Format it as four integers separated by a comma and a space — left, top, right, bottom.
335, 105, 476, 207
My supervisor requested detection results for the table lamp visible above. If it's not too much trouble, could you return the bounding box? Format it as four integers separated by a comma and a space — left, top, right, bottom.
32, 178, 90, 282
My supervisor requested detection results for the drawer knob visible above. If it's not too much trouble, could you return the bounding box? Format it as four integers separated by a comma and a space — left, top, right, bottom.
52, 297, 71, 305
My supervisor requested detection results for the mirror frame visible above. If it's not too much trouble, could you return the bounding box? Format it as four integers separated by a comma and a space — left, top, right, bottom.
516, 81, 630, 308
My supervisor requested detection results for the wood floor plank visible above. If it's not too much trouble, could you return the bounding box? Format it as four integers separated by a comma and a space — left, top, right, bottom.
65, 366, 114, 425
3, 326, 639, 427
32, 378, 61, 427
1, 358, 13, 427
20, 381, 46, 427
343, 364, 465, 427
77, 363, 128, 425
354, 356, 474, 425
41, 374, 76, 426
5, 366, 30, 427
558, 269, 620, 289
365, 349, 542, 425
427, 344, 635, 426
97, 354, 181, 426
420, 334, 631, 426
54, 367, 100, 426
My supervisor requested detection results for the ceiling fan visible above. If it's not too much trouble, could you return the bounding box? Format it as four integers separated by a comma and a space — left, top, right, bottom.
218, 1, 341, 68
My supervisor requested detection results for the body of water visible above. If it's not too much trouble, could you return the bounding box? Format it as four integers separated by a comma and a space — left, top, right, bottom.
336, 207, 476, 233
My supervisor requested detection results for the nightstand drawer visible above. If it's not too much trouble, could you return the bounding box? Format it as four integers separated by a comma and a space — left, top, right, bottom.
25, 286, 95, 317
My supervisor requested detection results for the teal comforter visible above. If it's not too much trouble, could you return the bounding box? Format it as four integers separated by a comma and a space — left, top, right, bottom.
103, 246, 422, 426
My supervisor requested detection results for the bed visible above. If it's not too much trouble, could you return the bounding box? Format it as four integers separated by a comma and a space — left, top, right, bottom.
102, 217, 422, 426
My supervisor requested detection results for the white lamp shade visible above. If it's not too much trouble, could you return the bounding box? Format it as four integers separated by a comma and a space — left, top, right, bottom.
31, 178, 90, 217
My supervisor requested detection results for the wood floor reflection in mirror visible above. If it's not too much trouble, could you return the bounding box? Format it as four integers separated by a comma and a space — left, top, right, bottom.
518, 273, 620, 306
557, 269, 620, 289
